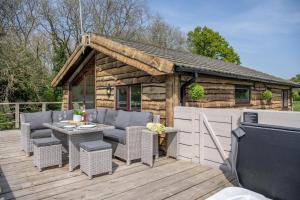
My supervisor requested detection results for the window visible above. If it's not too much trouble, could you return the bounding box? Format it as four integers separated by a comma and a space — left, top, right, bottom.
282, 90, 289, 109
116, 85, 141, 111
70, 65, 95, 109
235, 86, 250, 104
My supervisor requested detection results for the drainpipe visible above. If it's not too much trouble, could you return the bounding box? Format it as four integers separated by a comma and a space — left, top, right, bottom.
180, 72, 198, 106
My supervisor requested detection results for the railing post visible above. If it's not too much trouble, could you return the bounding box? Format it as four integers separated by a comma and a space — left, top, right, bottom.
42, 103, 46, 112
15, 103, 20, 129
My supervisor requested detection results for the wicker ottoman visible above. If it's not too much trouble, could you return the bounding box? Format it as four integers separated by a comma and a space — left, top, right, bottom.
33, 138, 62, 172
80, 140, 112, 179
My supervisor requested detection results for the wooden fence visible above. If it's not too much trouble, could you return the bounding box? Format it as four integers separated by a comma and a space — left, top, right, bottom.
0, 102, 62, 129
174, 106, 300, 169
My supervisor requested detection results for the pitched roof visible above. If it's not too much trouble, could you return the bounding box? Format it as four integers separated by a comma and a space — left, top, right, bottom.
52, 33, 299, 87
111, 38, 299, 87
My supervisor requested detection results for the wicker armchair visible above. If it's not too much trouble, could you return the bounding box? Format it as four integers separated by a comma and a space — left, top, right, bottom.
104, 114, 160, 165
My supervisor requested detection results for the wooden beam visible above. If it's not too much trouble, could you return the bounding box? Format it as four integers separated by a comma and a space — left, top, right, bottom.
165, 74, 180, 127
90, 33, 174, 74
67, 50, 95, 84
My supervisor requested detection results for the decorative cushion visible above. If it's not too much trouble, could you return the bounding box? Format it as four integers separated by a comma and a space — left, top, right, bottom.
115, 110, 132, 130
23, 111, 52, 130
103, 129, 126, 145
33, 137, 61, 147
80, 140, 112, 152
104, 109, 118, 126
31, 129, 53, 139
52, 110, 73, 122
96, 108, 107, 124
129, 111, 153, 127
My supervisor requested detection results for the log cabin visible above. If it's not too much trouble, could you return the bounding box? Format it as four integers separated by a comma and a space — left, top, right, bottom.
52, 33, 300, 126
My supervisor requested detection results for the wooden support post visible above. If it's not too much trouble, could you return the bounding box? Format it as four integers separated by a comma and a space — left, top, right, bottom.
15, 103, 20, 129
165, 75, 180, 127
42, 103, 46, 112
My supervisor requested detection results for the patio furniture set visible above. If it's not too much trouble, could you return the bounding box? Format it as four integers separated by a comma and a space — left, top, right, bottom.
20, 108, 168, 179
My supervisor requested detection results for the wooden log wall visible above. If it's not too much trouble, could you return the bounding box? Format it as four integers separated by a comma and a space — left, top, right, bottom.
62, 83, 69, 110
95, 52, 167, 123
183, 75, 292, 111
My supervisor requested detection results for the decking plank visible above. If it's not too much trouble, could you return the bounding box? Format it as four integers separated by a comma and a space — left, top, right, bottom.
0, 130, 233, 200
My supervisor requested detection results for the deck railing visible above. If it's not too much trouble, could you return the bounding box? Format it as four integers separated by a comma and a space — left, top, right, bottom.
0, 102, 63, 130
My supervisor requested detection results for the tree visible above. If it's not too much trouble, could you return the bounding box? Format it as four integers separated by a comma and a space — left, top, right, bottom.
291, 74, 300, 83
141, 15, 186, 50
187, 26, 241, 65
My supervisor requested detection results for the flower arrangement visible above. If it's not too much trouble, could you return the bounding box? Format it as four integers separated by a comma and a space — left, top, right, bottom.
261, 90, 273, 101
187, 83, 205, 101
146, 123, 165, 135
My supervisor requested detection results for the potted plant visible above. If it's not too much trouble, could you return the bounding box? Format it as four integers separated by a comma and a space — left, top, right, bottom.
261, 90, 273, 103
187, 83, 205, 102
73, 109, 82, 122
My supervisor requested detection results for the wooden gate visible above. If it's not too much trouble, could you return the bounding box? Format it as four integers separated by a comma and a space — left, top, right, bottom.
174, 107, 242, 169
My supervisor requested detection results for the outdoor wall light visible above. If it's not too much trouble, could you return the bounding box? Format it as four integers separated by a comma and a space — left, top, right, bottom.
106, 84, 112, 96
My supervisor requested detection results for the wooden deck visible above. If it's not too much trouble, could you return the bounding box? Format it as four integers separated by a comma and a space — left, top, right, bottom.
0, 130, 235, 200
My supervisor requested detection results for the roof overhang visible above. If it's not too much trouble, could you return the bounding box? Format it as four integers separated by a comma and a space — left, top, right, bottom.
51, 33, 174, 87
174, 65, 300, 88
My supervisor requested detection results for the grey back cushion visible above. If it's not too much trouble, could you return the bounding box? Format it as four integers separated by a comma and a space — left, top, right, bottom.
129, 111, 153, 127
23, 111, 52, 130
86, 109, 98, 123
104, 109, 118, 126
96, 108, 107, 124
52, 110, 73, 122
115, 110, 132, 130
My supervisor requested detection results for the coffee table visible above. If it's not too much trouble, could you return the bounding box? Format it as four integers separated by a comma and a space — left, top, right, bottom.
43, 122, 114, 171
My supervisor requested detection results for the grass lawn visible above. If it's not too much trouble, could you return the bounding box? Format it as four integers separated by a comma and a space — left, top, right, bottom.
293, 101, 300, 111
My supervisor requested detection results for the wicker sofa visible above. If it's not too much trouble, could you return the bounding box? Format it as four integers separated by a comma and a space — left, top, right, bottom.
20, 110, 73, 156
20, 108, 159, 164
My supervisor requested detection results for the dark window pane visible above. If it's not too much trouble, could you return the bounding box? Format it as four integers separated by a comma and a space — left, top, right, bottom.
235, 87, 250, 104
282, 90, 289, 108
130, 85, 141, 111
85, 75, 95, 109
117, 87, 128, 110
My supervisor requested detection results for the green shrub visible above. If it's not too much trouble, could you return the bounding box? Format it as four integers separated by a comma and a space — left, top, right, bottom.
261, 90, 273, 101
73, 109, 82, 115
292, 91, 300, 101
187, 83, 205, 101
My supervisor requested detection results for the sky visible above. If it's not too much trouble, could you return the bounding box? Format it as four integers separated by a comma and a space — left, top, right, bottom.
148, 0, 300, 79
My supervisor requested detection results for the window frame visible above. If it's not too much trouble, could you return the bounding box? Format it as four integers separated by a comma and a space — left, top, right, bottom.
116, 84, 141, 111
282, 90, 289, 109
235, 85, 251, 105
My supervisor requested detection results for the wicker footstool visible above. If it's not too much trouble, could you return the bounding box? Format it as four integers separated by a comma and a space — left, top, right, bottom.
33, 138, 62, 172
80, 140, 112, 179
141, 130, 159, 167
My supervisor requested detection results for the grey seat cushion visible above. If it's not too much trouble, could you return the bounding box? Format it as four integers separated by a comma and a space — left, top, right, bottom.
80, 140, 112, 152
31, 129, 53, 139
103, 129, 126, 145
104, 109, 118, 126
115, 110, 132, 130
52, 110, 73, 122
96, 108, 107, 124
24, 111, 52, 130
129, 111, 153, 127
33, 137, 61, 147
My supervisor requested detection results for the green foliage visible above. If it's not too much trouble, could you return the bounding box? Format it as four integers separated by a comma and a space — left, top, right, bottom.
293, 101, 300, 112
261, 90, 273, 101
52, 43, 69, 75
292, 91, 300, 101
291, 74, 300, 83
73, 109, 82, 115
187, 26, 241, 65
187, 83, 205, 101
0, 112, 13, 130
